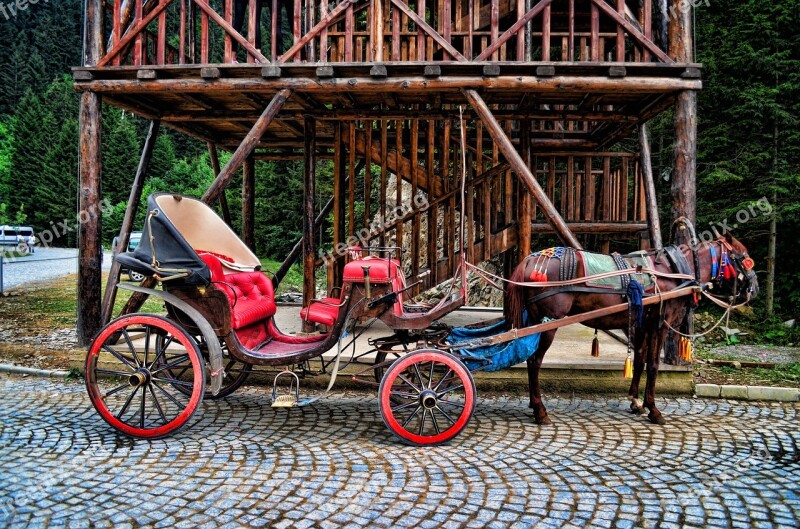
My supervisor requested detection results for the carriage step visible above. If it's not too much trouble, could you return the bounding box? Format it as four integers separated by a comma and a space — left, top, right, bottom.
271, 370, 300, 408
271, 394, 298, 408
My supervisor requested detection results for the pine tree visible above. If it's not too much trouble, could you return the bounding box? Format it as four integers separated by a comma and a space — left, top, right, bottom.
103, 108, 141, 205
10, 89, 54, 231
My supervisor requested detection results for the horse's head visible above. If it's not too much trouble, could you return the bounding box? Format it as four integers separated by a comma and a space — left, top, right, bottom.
716, 232, 759, 301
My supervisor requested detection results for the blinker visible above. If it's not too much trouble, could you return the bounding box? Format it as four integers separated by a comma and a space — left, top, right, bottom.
742, 257, 755, 271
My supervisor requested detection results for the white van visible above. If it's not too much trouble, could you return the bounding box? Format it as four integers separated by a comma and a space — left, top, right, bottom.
0, 225, 37, 254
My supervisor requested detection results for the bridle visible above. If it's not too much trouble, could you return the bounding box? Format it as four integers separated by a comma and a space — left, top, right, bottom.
709, 236, 757, 302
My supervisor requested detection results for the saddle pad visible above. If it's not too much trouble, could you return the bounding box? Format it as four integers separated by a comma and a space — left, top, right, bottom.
580, 251, 654, 290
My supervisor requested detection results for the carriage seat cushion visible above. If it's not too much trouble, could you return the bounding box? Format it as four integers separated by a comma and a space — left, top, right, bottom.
199, 253, 277, 329
300, 297, 340, 327
343, 257, 403, 284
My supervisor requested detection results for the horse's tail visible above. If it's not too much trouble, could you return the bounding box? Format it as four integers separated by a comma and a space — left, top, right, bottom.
504, 258, 529, 329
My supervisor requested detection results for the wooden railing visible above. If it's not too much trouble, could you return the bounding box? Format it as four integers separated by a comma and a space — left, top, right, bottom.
95, 0, 672, 67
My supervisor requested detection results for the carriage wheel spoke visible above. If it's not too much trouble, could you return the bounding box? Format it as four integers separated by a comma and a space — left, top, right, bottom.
143, 326, 152, 366
139, 384, 147, 428
418, 409, 427, 435
428, 361, 435, 389
391, 400, 419, 413
148, 384, 168, 425
435, 405, 457, 426
151, 355, 190, 375
115, 386, 139, 420
412, 363, 425, 389
102, 345, 137, 371
438, 384, 464, 397
401, 405, 422, 428
152, 381, 187, 410
147, 335, 175, 370
433, 368, 453, 392
96, 369, 134, 377
438, 398, 465, 408
152, 377, 194, 388
121, 329, 142, 367
101, 382, 130, 399
429, 409, 441, 435
397, 374, 421, 393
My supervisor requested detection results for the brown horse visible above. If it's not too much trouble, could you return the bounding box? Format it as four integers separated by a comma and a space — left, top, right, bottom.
505, 232, 758, 426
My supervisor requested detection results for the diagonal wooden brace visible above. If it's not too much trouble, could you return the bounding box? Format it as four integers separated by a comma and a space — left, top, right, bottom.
463, 89, 583, 250
203, 89, 293, 205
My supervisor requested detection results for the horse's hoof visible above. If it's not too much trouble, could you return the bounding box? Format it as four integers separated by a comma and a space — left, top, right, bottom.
630, 403, 645, 415
648, 412, 666, 425
535, 415, 553, 426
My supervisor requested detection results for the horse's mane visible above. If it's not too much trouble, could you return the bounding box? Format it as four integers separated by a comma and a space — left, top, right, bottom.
504, 257, 529, 330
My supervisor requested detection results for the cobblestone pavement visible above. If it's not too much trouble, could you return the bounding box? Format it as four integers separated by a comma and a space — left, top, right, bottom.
0, 374, 798, 529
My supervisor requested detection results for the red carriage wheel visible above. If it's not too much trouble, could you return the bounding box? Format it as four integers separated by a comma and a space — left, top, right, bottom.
378, 349, 476, 446
85, 314, 205, 439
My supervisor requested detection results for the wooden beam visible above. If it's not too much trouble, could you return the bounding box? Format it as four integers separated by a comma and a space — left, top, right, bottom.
77, 91, 103, 345
242, 155, 256, 250
672, 90, 696, 246
464, 89, 582, 249
638, 123, 662, 248
518, 119, 532, 262
279, 0, 356, 63
77, 76, 701, 95
388, 0, 467, 61
202, 89, 292, 205
302, 117, 316, 332
207, 142, 232, 225
101, 120, 161, 325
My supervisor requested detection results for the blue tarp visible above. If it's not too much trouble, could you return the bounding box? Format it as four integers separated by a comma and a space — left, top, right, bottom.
447, 319, 541, 372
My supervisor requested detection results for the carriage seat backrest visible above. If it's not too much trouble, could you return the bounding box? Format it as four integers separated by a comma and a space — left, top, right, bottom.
343, 256, 406, 316
198, 252, 277, 330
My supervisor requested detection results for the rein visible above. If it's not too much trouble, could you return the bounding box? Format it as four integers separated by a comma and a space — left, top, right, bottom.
465, 260, 694, 289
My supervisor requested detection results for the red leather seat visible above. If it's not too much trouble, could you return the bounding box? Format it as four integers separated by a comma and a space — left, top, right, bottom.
199, 253, 276, 330
343, 257, 402, 284
299, 297, 340, 327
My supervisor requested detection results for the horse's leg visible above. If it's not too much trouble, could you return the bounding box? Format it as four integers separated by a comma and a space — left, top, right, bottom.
627, 329, 647, 414
643, 329, 667, 425
526, 329, 557, 425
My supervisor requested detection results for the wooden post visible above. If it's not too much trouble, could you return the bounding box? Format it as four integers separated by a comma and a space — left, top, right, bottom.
101, 120, 161, 325
669, 1, 695, 246
207, 142, 232, 225
518, 119, 532, 262
242, 155, 256, 250
639, 124, 662, 248
302, 117, 317, 332
77, 0, 104, 346
202, 89, 291, 205
464, 89, 582, 249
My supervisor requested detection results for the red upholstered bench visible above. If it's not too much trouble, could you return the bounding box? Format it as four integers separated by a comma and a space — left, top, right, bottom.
301, 256, 406, 326
199, 253, 276, 330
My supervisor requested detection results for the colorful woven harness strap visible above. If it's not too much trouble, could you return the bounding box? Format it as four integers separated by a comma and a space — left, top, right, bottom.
710, 244, 718, 279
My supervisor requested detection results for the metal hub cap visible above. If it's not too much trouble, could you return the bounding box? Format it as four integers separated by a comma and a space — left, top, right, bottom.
420, 390, 438, 410
128, 369, 150, 387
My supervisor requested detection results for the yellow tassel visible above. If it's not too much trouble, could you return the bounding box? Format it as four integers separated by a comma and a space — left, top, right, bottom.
680, 338, 693, 362
591, 333, 600, 357
623, 356, 633, 378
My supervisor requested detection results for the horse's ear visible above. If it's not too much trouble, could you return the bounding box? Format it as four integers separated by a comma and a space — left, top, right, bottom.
724, 231, 735, 243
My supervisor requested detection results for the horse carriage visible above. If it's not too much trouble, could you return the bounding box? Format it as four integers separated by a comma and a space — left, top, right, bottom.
86, 192, 758, 445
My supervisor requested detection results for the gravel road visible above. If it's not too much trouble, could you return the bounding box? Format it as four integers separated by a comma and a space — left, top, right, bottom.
0, 247, 112, 290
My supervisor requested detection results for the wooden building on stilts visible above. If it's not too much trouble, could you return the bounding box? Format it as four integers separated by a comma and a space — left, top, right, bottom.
74, 0, 698, 353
